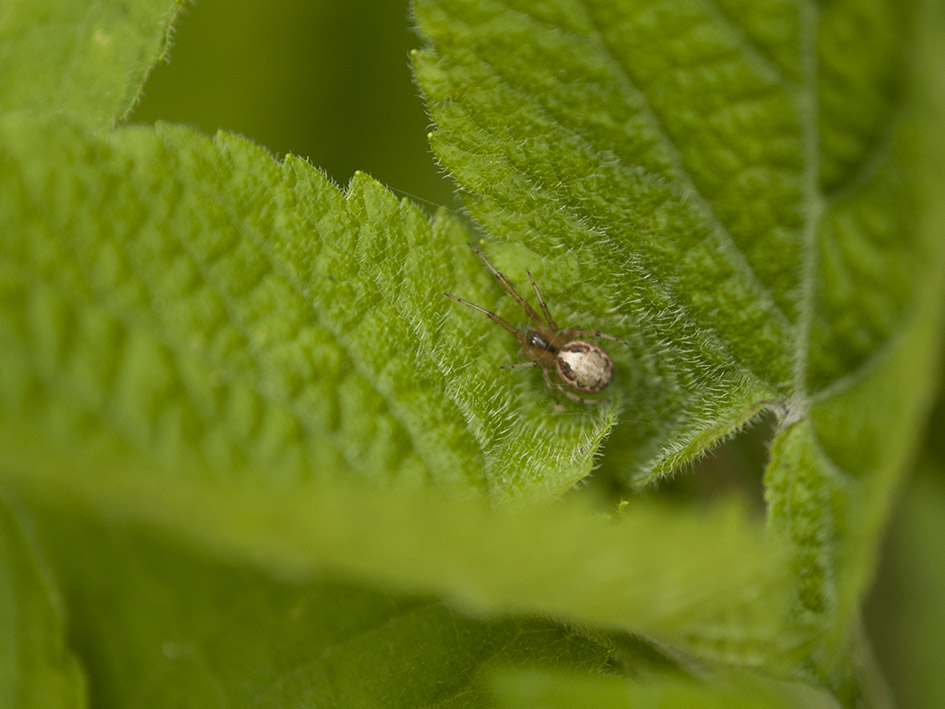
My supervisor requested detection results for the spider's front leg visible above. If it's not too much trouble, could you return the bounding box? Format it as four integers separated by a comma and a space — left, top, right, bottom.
444, 292, 528, 346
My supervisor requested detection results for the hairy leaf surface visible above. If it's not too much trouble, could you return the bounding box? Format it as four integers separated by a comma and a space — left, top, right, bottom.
1, 0, 944, 704
0, 115, 619, 506
0, 114, 795, 670
413, 0, 945, 696
0, 0, 182, 124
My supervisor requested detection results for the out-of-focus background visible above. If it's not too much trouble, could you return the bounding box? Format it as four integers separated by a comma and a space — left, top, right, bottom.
131, 2, 945, 705
133, 0, 457, 211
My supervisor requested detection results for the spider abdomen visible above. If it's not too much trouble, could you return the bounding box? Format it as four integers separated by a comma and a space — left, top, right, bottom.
556, 341, 614, 393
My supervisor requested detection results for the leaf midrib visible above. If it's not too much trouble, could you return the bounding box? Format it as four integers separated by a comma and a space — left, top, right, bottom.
793, 0, 823, 409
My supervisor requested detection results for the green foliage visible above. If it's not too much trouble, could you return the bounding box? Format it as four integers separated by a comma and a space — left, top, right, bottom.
414, 0, 945, 702
867, 467, 945, 708
0, 0, 182, 125
0, 114, 618, 506
24, 500, 618, 707
0, 498, 85, 709
489, 667, 842, 709
1, 0, 944, 707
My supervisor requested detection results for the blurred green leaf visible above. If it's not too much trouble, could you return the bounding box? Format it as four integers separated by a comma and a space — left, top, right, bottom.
23, 500, 617, 707
0, 0, 182, 124
11, 454, 797, 669
867, 466, 945, 708
130, 0, 456, 208
0, 497, 86, 709
490, 667, 840, 709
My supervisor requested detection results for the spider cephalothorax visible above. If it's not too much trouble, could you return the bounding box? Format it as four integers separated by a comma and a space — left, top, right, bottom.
445, 243, 627, 404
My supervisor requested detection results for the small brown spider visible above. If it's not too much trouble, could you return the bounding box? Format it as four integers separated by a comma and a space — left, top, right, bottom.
445, 242, 628, 404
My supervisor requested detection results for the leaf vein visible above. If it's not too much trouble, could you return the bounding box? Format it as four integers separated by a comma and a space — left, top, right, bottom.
821, 103, 905, 206
571, 0, 793, 331
701, 0, 795, 86
792, 2, 824, 395
445, 66, 782, 388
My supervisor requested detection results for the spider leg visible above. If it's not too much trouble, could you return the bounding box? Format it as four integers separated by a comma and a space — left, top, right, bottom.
444, 292, 528, 346
466, 242, 546, 327
561, 328, 629, 346
554, 380, 603, 405
526, 271, 558, 331
500, 361, 538, 370
540, 367, 561, 403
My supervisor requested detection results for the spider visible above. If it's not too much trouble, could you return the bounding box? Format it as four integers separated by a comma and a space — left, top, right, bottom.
445, 242, 628, 404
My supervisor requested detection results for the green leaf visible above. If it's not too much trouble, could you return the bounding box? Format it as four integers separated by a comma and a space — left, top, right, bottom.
3, 0, 944, 704
412, 0, 801, 479
867, 467, 945, 708
413, 0, 945, 696
0, 112, 794, 666
13, 458, 796, 668
22, 499, 616, 708
490, 667, 840, 709
0, 496, 86, 709
766, 14, 945, 700
0, 0, 182, 124
0, 114, 619, 506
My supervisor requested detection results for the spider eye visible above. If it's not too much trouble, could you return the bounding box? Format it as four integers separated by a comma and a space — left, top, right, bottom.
528, 332, 554, 351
